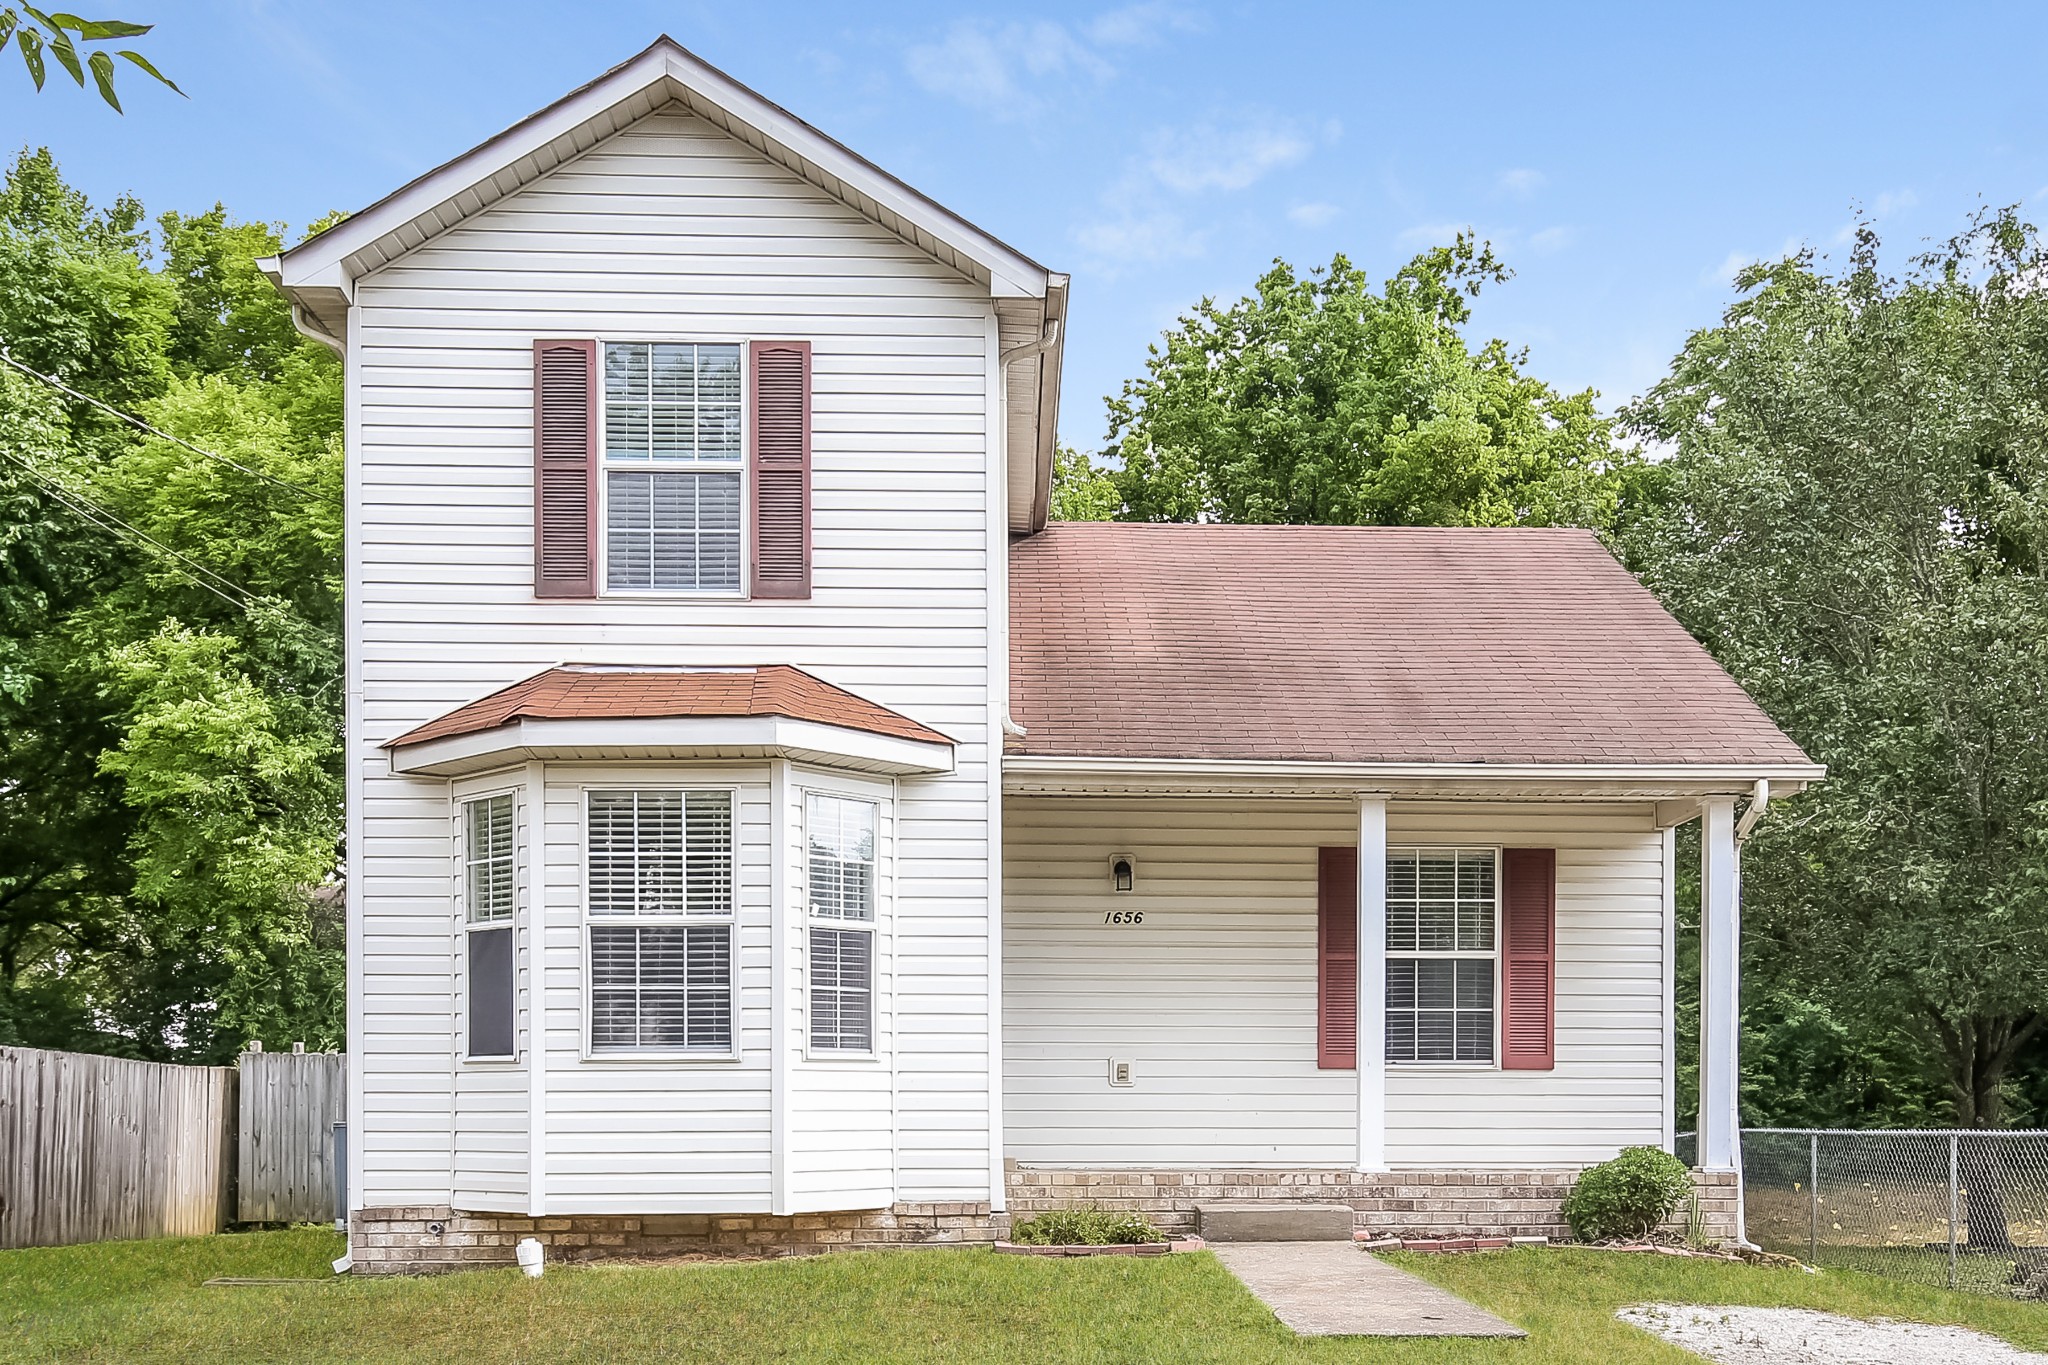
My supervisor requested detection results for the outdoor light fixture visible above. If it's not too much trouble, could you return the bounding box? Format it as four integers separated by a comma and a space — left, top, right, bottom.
1109, 854, 1136, 893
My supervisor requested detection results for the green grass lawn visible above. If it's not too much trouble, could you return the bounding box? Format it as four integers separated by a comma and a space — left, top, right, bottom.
4, 1228, 2048, 1363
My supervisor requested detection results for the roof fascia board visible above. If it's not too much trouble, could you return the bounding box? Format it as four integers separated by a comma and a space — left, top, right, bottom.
274, 38, 1048, 300
390, 714, 954, 777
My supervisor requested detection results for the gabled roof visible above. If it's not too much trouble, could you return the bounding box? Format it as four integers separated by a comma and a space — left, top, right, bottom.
1008, 523, 1821, 777
264, 35, 1067, 533
271, 36, 1053, 310
389, 664, 949, 751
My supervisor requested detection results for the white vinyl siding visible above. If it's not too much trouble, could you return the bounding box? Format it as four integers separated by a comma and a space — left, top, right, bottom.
586, 789, 735, 1054
1003, 798, 1669, 1170
785, 769, 896, 1212
348, 104, 995, 1209
602, 340, 744, 593
1384, 848, 1497, 1066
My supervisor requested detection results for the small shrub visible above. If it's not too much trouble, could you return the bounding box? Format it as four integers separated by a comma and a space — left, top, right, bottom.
1010, 1206, 1165, 1246
1683, 1190, 1709, 1249
1562, 1146, 1695, 1242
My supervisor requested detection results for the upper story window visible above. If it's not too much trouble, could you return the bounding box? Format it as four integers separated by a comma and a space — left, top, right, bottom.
602, 342, 744, 594
1385, 848, 1498, 1065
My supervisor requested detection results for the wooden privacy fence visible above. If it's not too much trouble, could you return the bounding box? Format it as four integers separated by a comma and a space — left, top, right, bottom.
0, 1046, 236, 1249
0, 1045, 346, 1249
237, 1047, 347, 1224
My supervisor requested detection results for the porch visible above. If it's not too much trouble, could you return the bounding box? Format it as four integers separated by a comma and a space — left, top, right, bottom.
996, 778, 1757, 1236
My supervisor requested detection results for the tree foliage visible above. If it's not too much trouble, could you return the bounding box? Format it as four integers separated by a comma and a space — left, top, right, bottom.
0, 148, 341, 1060
0, 8, 179, 112
1623, 211, 2048, 1127
1048, 443, 1120, 521
1096, 237, 1630, 530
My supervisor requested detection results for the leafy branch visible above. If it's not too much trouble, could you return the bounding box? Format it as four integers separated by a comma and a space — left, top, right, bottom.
0, 7, 181, 112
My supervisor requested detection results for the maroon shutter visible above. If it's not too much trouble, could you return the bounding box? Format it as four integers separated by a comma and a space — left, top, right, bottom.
1318, 846, 1359, 1070
750, 340, 811, 599
533, 338, 597, 598
1501, 848, 1557, 1070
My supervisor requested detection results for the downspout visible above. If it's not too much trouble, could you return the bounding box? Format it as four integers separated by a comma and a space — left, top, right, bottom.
1734, 780, 1770, 842
994, 319, 1061, 741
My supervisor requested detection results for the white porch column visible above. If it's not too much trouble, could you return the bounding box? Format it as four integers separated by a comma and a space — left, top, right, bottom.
1698, 797, 1741, 1174
1357, 796, 1388, 1172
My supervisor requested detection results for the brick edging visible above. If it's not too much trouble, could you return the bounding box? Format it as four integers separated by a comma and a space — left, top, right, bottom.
992, 1236, 1205, 1257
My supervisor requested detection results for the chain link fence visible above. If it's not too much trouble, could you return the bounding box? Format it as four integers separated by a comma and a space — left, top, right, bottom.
1679, 1128, 2048, 1296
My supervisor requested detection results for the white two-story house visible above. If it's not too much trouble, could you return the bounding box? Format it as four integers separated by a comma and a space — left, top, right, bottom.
265, 38, 1820, 1272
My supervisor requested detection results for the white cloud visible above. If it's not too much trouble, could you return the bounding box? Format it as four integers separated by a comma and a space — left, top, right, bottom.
905, 5, 1202, 117
1289, 201, 1341, 227
1073, 211, 1208, 267
1144, 117, 1311, 192
1528, 225, 1575, 253
1705, 249, 1759, 286
1497, 167, 1546, 198
1872, 188, 1918, 216
904, 20, 1110, 115
1085, 1, 1205, 47
1397, 220, 1474, 247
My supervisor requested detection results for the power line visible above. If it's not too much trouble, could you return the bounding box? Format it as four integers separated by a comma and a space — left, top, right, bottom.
0, 344, 341, 507
0, 448, 265, 612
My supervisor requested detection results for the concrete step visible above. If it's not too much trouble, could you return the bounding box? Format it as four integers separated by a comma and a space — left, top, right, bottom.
1196, 1202, 1357, 1242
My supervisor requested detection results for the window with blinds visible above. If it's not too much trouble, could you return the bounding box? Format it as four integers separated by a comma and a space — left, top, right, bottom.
465, 794, 515, 923
586, 789, 735, 1053
1385, 848, 1498, 1064
601, 341, 744, 592
462, 793, 516, 1059
805, 793, 875, 1052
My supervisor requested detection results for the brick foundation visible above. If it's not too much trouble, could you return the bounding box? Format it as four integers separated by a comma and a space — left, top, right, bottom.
1002, 1164, 1742, 1244
349, 1168, 1741, 1273
347, 1201, 1003, 1275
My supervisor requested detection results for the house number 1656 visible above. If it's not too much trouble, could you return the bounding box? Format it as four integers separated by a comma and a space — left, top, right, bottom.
1103, 910, 1144, 925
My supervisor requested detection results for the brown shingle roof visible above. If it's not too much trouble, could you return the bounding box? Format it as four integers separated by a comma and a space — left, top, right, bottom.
1008, 523, 1811, 768
388, 664, 950, 750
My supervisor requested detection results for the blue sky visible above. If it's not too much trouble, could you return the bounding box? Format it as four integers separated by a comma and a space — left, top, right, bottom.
6, 2, 2046, 448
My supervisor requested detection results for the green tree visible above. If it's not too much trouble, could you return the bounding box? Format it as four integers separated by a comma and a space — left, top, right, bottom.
1623, 212, 2048, 1131
1101, 236, 1630, 530
0, 149, 342, 1059
1049, 443, 1119, 521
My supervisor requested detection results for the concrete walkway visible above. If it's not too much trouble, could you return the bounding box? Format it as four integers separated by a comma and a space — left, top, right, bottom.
1212, 1242, 1526, 1338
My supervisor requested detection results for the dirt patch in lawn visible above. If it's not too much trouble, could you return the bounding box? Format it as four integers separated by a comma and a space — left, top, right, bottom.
1619, 1302, 2048, 1363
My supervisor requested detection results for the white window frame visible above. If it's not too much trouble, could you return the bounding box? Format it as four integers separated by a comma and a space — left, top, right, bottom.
801, 789, 881, 1059
595, 335, 751, 601
579, 784, 742, 1062
456, 785, 521, 1065
1384, 845, 1502, 1070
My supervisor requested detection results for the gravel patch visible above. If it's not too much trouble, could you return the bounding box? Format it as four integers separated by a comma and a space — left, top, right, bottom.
1618, 1303, 2048, 1364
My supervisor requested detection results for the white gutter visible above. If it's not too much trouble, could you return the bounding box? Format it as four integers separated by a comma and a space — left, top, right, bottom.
1004, 755, 1824, 786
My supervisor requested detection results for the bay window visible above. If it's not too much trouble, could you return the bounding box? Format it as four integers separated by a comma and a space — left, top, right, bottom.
585, 788, 735, 1054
